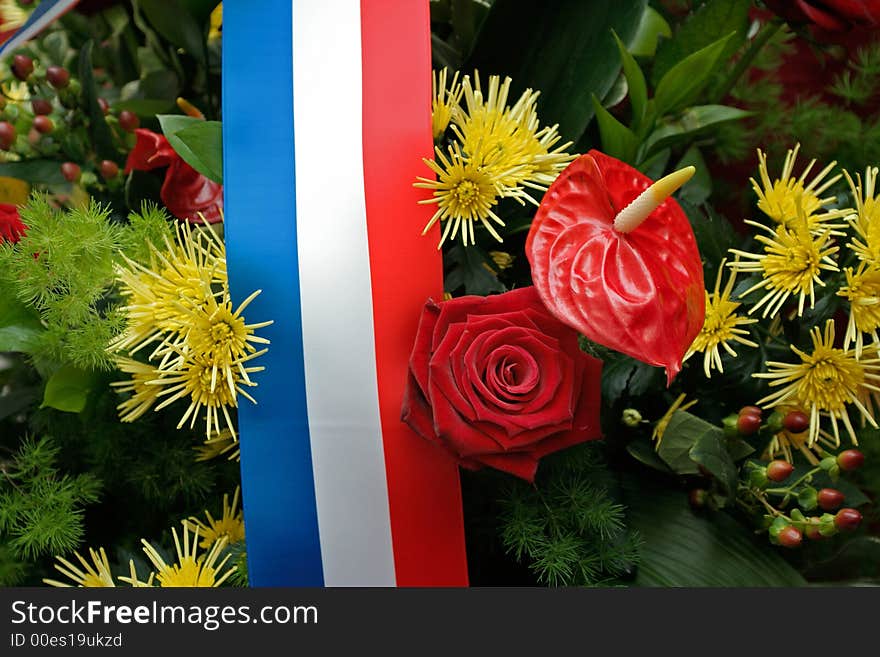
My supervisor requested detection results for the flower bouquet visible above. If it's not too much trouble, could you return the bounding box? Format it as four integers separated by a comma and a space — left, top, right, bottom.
1, 0, 880, 588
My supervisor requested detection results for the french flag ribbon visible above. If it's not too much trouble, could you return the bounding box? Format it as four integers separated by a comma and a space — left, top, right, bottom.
0, 0, 79, 57
223, 0, 469, 586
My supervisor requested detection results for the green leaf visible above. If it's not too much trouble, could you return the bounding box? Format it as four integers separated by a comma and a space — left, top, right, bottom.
727, 437, 755, 461
653, 34, 734, 116
624, 477, 807, 586
0, 295, 43, 353
680, 200, 738, 281
626, 439, 672, 473
629, 6, 671, 57
689, 427, 738, 504
40, 365, 98, 414
612, 30, 648, 130
651, 0, 751, 86
166, 121, 223, 184
113, 99, 178, 116
443, 243, 506, 296
675, 146, 712, 205
592, 95, 639, 163
0, 160, 65, 185
601, 355, 638, 403
139, 0, 207, 66
643, 104, 752, 158
465, 0, 648, 143
0, 386, 40, 422
79, 41, 120, 163
656, 410, 709, 475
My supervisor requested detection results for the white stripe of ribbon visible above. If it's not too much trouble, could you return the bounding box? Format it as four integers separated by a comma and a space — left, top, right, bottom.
291, 0, 397, 586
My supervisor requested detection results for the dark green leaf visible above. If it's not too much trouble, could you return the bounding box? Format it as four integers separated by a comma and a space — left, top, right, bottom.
180, 0, 220, 24
612, 30, 648, 130
656, 410, 709, 475
727, 437, 755, 461
0, 386, 40, 421
653, 34, 734, 116
626, 439, 672, 473
167, 121, 222, 183
637, 147, 670, 179
601, 355, 638, 404
652, 0, 751, 86
624, 477, 807, 586
0, 295, 43, 353
689, 427, 738, 504
450, 0, 491, 62
629, 6, 671, 58
443, 243, 506, 296
40, 365, 99, 414
680, 200, 738, 277
139, 0, 207, 66
79, 41, 120, 163
676, 146, 712, 205
644, 104, 752, 158
466, 0, 648, 144
627, 361, 663, 397
140, 69, 181, 100
0, 160, 66, 185
157, 114, 201, 138
592, 95, 639, 163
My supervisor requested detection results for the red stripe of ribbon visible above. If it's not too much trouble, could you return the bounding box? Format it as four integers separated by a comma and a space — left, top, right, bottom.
360, 0, 469, 586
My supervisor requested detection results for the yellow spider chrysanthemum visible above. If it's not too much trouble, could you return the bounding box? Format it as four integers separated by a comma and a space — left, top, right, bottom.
195, 428, 240, 462
110, 222, 226, 357
845, 166, 880, 264
754, 320, 880, 446
762, 408, 836, 466
112, 357, 162, 422
455, 72, 574, 192
416, 142, 508, 247
189, 487, 245, 550
43, 548, 116, 588
729, 209, 839, 318
651, 393, 697, 448
111, 221, 271, 439
130, 523, 234, 588
838, 264, 880, 358
0, 0, 30, 33
432, 67, 462, 141
208, 3, 222, 41
750, 144, 850, 231
684, 259, 758, 377
150, 351, 264, 440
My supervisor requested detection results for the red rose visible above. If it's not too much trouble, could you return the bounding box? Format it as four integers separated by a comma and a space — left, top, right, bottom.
125, 128, 223, 224
0, 203, 25, 244
401, 286, 603, 482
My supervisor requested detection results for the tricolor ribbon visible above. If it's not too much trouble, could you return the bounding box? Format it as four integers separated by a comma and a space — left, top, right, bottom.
0, 0, 79, 57
223, 0, 469, 586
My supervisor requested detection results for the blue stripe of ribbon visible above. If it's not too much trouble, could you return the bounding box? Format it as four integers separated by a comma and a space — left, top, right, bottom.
0, 0, 79, 58
222, 1, 325, 586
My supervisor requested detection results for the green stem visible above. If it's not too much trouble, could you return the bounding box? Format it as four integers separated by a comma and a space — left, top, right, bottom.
711, 20, 784, 104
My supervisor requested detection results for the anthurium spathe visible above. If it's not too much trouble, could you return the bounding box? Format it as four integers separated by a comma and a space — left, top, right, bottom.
526, 150, 705, 384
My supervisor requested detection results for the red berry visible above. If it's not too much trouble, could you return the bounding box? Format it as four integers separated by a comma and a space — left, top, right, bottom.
834, 508, 863, 532
99, 160, 119, 179
32, 116, 53, 134
737, 412, 762, 435
817, 488, 845, 511
97, 98, 110, 115
12, 54, 33, 80
118, 110, 139, 132
777, 526, 802, 548
46, 66, 70, 89
783, 410, 809, 434
0, 121, 15, 149
688, 489, 707, 509
740, 406, 763, 418
60, 162, 81, 182
837, 449, 865, 471
805, 525, 826, 541
31, 98, 52, 115
766, 460, 794, 482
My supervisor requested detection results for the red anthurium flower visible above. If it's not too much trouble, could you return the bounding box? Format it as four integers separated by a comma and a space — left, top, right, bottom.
763, 0, 880, 30
0, 203, 25, 244
526, 150, 705, 384
125, 128, 223, 224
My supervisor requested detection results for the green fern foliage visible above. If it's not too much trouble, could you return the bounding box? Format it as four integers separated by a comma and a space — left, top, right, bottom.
498, 445, 641, 587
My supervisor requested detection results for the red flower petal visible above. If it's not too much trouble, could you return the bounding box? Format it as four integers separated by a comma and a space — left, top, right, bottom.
161, 158, 224, 224
526, 151, 705, 384
124, 128, 176, 173
0, 203, 25, 244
